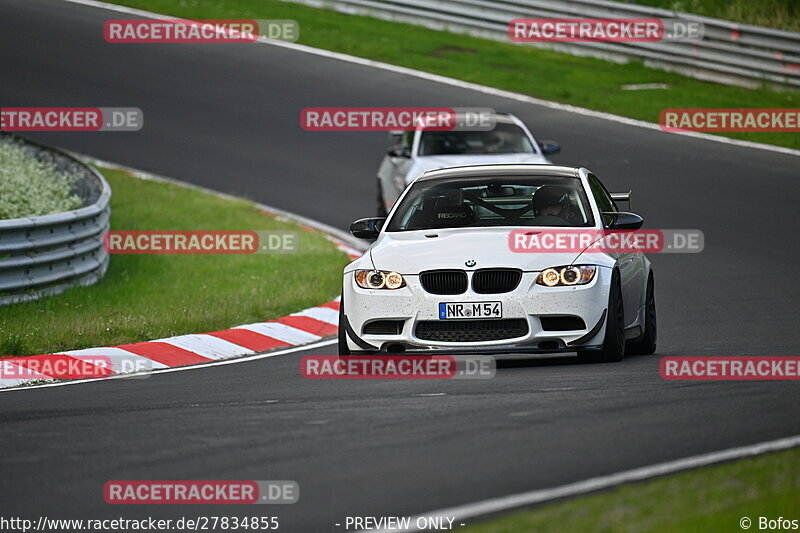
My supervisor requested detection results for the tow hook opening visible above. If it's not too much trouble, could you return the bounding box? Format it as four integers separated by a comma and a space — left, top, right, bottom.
384, 343, 406, 354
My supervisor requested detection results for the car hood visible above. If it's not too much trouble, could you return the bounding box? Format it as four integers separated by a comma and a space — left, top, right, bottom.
408, 153, 550, 182
369, 228, 582, 274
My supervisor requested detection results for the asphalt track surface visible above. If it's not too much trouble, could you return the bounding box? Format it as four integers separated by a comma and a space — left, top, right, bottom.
1, 1, 799, 531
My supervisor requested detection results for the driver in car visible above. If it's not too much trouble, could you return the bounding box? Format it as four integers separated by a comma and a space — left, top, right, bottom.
531, 185, 574, 226
483, 130, 514, 153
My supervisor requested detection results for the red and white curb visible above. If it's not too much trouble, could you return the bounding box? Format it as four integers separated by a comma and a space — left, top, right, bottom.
0, 298, 344, 388
0, 159, 365, 390
328, 237, 361, 260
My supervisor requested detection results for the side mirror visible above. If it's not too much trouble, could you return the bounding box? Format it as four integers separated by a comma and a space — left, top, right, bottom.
350, 217, 386, 240
601, 212, 644, 230
387, 130, 404, 144
387, 146, 411, 158
538, 140, 560, 155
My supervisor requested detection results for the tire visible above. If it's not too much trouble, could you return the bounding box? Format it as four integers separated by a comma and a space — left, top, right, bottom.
338, 292, 351, 357
627, 273, 657, 355
578, 269, 625, 363
376, 179, 388, 217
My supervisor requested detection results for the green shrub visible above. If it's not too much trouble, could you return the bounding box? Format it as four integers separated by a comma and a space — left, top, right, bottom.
0, 141, 82, 219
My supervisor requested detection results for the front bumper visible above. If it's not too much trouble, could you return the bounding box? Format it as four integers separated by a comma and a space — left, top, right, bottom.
342, 267, 612, 353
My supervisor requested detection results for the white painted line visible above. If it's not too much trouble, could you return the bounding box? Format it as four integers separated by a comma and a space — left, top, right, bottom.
59, 0, 800, 159
157, 334, 255, 359
357, 434, 800, 533
235, 322, 322, 344
293, 306, 339, 325
0, 339, 337, 393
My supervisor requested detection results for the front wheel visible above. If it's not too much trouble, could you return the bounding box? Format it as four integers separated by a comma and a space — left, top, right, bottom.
578, 270, 625, 363
627, 273, 657, 355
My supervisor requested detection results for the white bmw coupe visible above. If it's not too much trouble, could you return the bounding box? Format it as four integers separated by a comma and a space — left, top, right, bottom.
339, 164, 656, 362
376, 113, 560, 216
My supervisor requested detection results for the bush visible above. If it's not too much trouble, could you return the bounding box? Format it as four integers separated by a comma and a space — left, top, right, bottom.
0, 141, 82, 219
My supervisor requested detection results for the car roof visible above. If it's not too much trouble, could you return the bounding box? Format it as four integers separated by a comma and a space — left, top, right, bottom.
412, 112, 520, 131
459, 112, 517, 123
416, 164, 582, 182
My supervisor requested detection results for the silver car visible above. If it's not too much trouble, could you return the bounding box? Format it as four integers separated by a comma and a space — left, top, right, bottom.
375, 112, 560, 215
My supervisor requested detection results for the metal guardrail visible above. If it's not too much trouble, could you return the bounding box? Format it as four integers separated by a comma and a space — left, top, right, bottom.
0, 134, 111, 306
283, 0, 800, 88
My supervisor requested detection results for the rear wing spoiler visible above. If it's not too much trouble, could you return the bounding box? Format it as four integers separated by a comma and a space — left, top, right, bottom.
611, 191, 632, 209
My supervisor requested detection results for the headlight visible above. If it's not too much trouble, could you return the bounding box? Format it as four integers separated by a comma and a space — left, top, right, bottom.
536, 265, 596, 287
355, 269, 406, 290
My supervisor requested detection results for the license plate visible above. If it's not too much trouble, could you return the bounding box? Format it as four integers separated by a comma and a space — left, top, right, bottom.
439, 301, 502, 319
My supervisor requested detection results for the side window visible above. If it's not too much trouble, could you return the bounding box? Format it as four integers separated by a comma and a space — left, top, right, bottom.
588, 174, 617, 213
588, 174, 619, 228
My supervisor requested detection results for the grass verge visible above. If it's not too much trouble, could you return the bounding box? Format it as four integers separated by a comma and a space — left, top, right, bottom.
107, 0, 799, 150
0, 166, 350, 356
462, 447, 800, 533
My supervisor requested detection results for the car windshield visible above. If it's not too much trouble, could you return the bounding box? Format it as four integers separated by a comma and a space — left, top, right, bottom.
417, 122, 536, 156
386, 175, 595, 231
